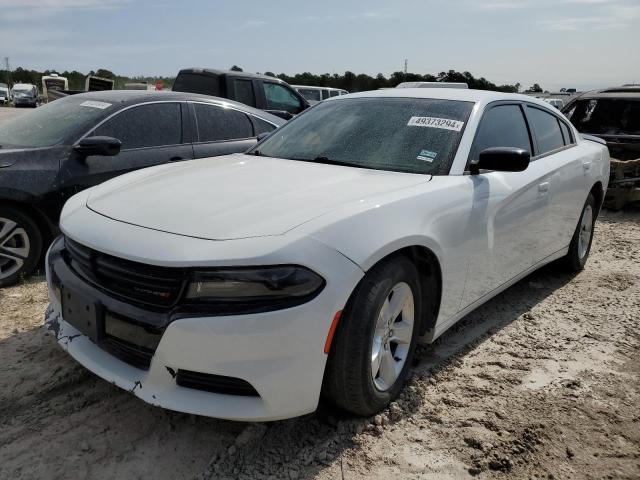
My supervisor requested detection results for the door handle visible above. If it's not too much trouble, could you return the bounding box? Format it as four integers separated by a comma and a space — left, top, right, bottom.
538, 182, 550, 194
170, 156, 184, 162
583, 162, 591, 172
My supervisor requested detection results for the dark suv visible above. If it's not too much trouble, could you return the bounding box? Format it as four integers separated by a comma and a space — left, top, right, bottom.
172, 69, 310, 120
0, 90, 284, 286
563, 86, 640, 208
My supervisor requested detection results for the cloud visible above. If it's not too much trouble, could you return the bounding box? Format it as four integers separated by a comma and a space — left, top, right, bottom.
0, 0, 128, 20
479, 1, 529, 10
239, 19, 268, 29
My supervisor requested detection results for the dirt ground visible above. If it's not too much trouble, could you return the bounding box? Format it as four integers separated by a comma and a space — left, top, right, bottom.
0, 209, 639, 480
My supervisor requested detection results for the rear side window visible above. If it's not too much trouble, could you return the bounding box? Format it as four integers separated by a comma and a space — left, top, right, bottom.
263, 83, 303, 114
471, 105, 531, 160
527, 107, 564, 154
194, 103, 253, 141
173, 73, 221, 96
559, 121, 573, 145
298, 88, 321, 102
235, 80, 255, 107
321, 89, 331, 100
253, 117, 277, 135
94, 103, 182, 149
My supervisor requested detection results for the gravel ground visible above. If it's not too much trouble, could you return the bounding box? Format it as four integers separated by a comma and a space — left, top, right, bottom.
0, 209, 639, 480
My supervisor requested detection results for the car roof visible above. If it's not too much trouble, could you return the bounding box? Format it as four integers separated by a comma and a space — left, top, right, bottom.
572, 89, 640, 100
69, 90, 286, 125
178, 68, 286, 83
329, 88, 555, 109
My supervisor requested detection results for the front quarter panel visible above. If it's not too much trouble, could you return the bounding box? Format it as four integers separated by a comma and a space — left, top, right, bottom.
304, 178, 475, 322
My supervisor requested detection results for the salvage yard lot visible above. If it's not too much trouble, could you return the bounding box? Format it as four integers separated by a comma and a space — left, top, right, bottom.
0, 210, 638, 479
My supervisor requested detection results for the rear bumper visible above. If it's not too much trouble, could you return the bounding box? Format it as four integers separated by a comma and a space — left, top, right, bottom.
45, 235, 363, 421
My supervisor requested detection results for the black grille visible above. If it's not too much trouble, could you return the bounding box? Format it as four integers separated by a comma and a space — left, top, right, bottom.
176, 369, 259, 396
102, 337, 154, 370
64, 237, 186, 308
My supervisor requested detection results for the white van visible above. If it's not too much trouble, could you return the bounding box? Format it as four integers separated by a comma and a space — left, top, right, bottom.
292, 85, 349, 104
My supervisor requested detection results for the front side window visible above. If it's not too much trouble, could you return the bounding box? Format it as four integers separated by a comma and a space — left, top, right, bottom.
252, 97, 474, 175
263, 83, 303, 114
321, 89, 331, 100
527, 107, 564, 154
194, 103, 253, 141
94, 103, 182, 149
471, 105, 532, 161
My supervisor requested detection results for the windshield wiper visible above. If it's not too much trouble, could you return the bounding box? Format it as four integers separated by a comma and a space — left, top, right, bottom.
304, 156, 357, 168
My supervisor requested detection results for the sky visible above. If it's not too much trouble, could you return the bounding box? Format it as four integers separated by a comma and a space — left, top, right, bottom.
1, 0, 639, 92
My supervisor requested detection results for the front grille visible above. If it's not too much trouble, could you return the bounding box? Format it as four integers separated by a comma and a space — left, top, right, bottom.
103, 337, 154, 370
64, 237, 187, 308
176, 369, 260, 397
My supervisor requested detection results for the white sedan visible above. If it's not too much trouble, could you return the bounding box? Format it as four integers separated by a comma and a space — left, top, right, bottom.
45, 88, 609, 421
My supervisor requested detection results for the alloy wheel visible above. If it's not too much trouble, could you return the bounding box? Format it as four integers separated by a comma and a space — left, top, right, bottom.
371, 282, 415, 391
0, 217, 31, 280
577, 205, 593, 259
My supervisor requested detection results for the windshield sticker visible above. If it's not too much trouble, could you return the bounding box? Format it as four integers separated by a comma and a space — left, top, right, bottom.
417, 149, 437, 162
80, 100, 112, 110
407, 116, 464, 132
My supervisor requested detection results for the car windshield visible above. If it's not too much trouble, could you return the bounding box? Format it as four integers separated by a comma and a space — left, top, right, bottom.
251, 97, 474, 175
0, 96, 116, 148
564, 98, 640, 136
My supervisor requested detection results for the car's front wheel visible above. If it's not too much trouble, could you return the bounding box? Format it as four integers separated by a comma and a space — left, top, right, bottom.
322, 256, 421, 416
0, 207, 43, 287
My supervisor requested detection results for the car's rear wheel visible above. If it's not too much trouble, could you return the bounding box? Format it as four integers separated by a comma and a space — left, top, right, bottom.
322, 256, 421, 416
0, 207, 43, 287
561, 193, 596, 272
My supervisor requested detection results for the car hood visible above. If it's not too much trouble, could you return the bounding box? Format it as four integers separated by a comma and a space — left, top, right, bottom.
86, 154, 429, 240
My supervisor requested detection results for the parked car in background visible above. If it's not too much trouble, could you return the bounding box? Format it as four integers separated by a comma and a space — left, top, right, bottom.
292, 85, 349, 104
45, 89, 608, 421
0, 90, 283, 286
10, 83, 38, 108
396, 82, 468, 89
563, 86, 640, 209
544, 98, 565, 109
172, 68, 310, 120
0, 83, 9, 104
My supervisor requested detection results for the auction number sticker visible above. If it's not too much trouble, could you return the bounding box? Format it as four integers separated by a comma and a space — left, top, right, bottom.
407, 116, 464, 132
80, 100, 112, 109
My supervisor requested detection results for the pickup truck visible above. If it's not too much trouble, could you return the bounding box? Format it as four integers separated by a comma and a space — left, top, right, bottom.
172, 68, 310, 120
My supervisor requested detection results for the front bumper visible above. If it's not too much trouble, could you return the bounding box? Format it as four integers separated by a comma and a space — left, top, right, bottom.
45, 235, 363, 421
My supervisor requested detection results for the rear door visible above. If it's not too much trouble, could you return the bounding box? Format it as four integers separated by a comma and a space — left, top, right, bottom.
460, 103, 552, 307
526, 105, 590, 256
62, 101, 193, 192
190, 102, 258, 157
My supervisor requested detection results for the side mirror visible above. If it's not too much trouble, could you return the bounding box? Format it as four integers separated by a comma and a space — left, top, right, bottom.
74, 136, 121, 157
469, 147, 530, 175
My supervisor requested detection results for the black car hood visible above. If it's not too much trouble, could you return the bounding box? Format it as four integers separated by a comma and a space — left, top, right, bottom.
0, 145, 67, 168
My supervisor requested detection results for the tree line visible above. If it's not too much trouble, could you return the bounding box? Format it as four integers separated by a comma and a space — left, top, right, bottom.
5, 65, 541, 93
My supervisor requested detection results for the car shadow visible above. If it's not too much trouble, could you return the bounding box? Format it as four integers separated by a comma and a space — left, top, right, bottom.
0, 262, 576, 479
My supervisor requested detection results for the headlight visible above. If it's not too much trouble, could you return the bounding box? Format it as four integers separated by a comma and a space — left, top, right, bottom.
183, 266, 325, 312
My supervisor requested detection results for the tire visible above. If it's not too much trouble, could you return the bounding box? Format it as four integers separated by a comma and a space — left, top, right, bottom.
322, 256, 422, 416
561, 193, 596, 272
0, 207, 43, 287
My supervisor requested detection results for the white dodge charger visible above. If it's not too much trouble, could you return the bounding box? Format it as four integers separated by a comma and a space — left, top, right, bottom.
45, 88, 609, 421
